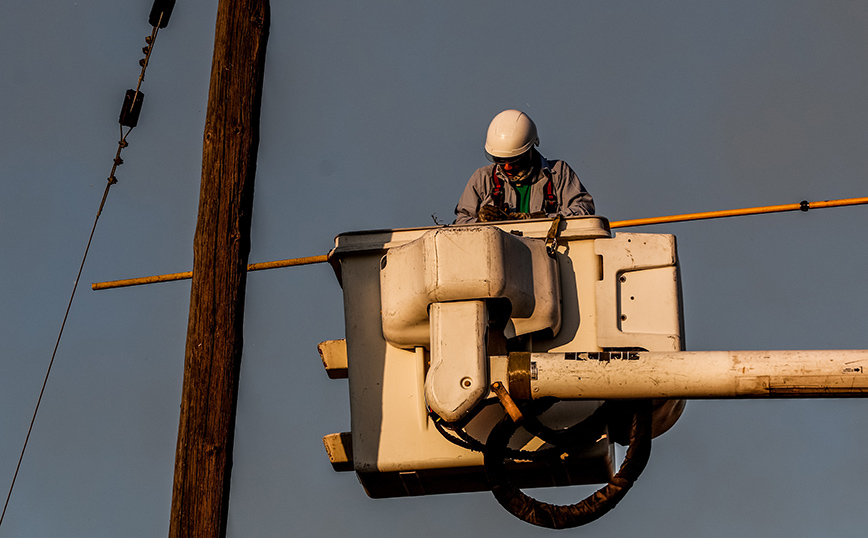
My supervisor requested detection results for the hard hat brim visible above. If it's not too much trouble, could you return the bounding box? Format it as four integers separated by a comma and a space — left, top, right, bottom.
485, 143, 537, 163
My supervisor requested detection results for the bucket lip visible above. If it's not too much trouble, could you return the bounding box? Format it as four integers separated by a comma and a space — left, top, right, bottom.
330, 215, 611, 257
327, 216, 611, 286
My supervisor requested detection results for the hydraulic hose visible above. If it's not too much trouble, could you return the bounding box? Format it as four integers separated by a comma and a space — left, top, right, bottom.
483, 400, 653, 529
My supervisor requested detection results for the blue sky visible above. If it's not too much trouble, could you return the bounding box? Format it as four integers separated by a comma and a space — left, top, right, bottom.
2, 1, 868, 536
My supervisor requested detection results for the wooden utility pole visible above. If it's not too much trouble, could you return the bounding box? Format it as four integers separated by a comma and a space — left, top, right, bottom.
168, 1, 269, 537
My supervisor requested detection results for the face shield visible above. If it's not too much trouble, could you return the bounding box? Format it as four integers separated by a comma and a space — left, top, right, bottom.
490, 149, 537, 182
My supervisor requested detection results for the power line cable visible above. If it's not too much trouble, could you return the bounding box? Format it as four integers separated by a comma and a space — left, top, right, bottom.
0, 1, 175, 528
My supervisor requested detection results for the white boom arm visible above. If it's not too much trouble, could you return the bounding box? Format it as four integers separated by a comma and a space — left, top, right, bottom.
505, 350, 868, 400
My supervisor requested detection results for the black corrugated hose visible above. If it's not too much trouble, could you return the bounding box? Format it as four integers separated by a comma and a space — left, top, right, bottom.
483, 400, 653, 529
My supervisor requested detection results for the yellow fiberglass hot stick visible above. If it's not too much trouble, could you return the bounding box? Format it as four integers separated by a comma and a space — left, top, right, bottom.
91, 255, 329, 290
608, 196, 868, 229
92, 196, 868, 291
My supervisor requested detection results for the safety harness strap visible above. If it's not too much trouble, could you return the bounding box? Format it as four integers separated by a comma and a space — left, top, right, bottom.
491, 167, 559, 214
542, 169, 558, 214
491, 167, 506, 210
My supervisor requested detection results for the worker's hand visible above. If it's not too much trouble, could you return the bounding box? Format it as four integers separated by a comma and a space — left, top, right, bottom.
506, 211, 532, 220
478, 205, 506, 222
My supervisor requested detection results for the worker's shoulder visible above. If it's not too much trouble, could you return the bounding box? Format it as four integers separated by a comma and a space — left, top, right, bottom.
543, 157, 578, 177
468, 163, 497, 180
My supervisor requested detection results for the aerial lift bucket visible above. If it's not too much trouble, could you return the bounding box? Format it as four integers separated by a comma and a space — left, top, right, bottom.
320, 217, 685, 498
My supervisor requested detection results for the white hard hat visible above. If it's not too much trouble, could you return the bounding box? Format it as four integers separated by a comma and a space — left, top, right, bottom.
484, 109, 539, 161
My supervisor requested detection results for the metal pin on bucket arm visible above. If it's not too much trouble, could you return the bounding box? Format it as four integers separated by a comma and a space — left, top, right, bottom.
491, 381, 523, 423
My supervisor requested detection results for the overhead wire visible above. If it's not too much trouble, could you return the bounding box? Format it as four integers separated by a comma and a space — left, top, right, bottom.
0, 1, 175, 528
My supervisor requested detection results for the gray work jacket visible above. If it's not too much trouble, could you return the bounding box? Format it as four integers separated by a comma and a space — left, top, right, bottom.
453, 155, 595, 224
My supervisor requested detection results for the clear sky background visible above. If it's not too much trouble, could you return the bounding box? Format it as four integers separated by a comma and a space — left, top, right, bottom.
2, 1, 868, 536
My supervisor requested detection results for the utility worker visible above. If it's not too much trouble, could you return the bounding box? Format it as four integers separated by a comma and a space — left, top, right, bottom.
454, 109, 594, 224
